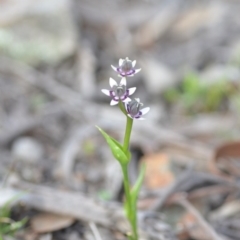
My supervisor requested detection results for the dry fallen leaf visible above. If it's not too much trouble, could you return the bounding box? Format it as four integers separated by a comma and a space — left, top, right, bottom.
179, 213, 209, 240
31, 212, 75, 233
141, 153, 174, 189
211, 141, 240, 178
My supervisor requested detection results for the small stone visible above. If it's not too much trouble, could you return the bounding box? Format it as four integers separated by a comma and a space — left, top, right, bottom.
12, 137, 44, 163
0, 0, 77, 65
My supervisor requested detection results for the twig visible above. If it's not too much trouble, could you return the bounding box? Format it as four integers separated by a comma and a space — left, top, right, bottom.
89, 222, 102, 240
0, 102, 79, 147
149, 164, 194, 211
7, 179, 129, 233
175, 193, 224, 240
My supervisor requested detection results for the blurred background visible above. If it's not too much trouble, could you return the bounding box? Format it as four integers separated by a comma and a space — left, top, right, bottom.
1, 0, 240, 240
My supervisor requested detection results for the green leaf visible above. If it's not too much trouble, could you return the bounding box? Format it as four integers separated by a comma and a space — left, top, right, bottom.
0, 194, 27, 236
123, 200, 130, 219
131, 164, 146, 205
0, 193, 25, 219
110, 136, 131, 161
96, 126, 130, 164
9, 217, 28, 233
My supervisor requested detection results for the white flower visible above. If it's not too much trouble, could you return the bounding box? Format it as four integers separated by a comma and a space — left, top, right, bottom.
125, 98, 150, 120
101, 78, 136, 106
111, 57, 141, 77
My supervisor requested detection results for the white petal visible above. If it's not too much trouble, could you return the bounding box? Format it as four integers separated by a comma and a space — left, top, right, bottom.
123, 97, 131, 102
140, 107, 150, 115
135, 98, 140, 102
135, 68, 141, 74
119, 59, 124, 66
125, 102, 129, 111
132, 60, 136, 67
136, 117, 145, 120
109, 78, 117, 88
120, 78, 127, 86
110, 99, 118, 106
127, 114, 134, 119
128, 87, 136, 95
101, 89, 111, 96
111, 65, 118, 72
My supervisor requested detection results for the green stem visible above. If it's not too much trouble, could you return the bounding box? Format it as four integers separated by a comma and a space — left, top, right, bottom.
120, 107, 137, 239
118, 101, 138, 239
121, 163, 131, 217
121, 163, 138, 240
123, 116, 133, 152
118, 101, 127, 116
118, 101, 133, 149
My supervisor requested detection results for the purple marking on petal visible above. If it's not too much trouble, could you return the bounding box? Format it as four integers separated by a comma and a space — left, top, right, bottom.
134, 112, 141, 118
136, 117, 145, 121
113, 96, 120, 101
129, 69, 135, 74
110, 91, 115, 97
120, 94, 128, 101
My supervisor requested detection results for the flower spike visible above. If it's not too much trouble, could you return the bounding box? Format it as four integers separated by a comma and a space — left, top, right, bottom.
101, 78, 136, 106
111, 57, 141, 77
125, 98, 150, 120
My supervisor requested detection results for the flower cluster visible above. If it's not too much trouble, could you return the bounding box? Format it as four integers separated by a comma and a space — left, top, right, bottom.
102, 57, 150, 120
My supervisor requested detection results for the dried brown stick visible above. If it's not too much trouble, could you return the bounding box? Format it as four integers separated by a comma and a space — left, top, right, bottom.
0, 102, 78, 147
0, 58, 217, 168
148, 166, 238, 212
175, 194, 224, 240
0, 57, 84, 106
9, 180, 129, 233
0, 57, 103, 123
149, 164, 194, 211
0, 117, 41, 147
188, 185, 236, 200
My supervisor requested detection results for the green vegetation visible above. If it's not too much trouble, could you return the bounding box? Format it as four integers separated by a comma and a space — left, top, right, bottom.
97, 190, 112, 201
164, 72, 236, 114
0, 197, 27, 240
